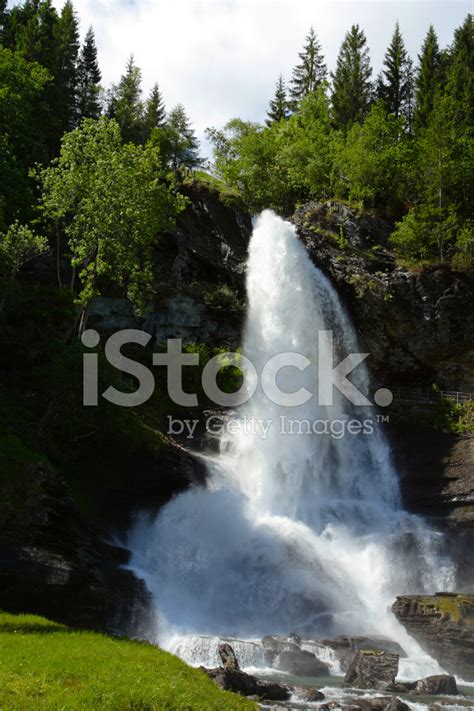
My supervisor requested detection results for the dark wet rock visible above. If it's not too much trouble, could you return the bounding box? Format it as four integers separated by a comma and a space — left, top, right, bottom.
392, 593, 474, 681
262, 634, 301, 665
219, 642, 241, 671
414, 674, 458, 695
344, 650, 399, 690
202, 666, 291, 701
306, 636, 406, 673
293, 200, 474, 392
274, 649, 330, 676
347, 698, 410, 711
89, 182, 251, 348
293, 686, 325, 701
0, 461, 149, 631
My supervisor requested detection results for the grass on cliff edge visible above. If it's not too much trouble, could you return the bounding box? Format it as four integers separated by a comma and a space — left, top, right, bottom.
0, 612, 256, 711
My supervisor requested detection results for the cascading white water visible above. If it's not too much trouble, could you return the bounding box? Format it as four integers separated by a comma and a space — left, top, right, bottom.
128, 211, 455, 679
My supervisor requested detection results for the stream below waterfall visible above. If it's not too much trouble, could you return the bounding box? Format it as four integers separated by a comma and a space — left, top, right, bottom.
127, 211, 466, 708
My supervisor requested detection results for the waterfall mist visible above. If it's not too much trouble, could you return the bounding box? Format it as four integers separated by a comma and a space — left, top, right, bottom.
128, 211, 455, 678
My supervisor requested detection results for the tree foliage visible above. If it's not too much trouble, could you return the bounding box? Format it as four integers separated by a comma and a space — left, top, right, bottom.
266, 75, 290, 125
331, 24, 372, 126
289, 27, 327, 109
37, 118, 187, 316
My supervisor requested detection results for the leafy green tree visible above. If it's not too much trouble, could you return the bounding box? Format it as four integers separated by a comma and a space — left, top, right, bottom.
289, 27, 327, 109
108, 55, 144, 144
0, 45, 50, 226
390, 205, 458, 264
378, 22, 412, 120
266, 74, 290, 125
208, 90, 333, 214
143, 83, 166, 139
55, 0, 79, 132
37, 118, 187, 331
76, 26, 101, 121
331, 24, 373, 127
0, 222, 48, 311
415, 25, 441, 128
332, 101, 411, 212
162, 104, 201, 175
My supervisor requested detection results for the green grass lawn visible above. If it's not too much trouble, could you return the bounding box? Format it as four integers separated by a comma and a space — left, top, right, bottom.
0, 612, 256, 711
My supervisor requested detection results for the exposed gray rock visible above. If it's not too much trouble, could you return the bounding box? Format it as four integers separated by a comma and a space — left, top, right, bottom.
202, 666, 291, 701
344, 650, 399, 690
293, 686, 325, 701
392, 594, 474, 681
274, 649, 330, 677
262, 634, 301, 666
219, 642, 240, 671
414, 674, 458, 695
347, 698, 410, 711
305, 636, 406, 673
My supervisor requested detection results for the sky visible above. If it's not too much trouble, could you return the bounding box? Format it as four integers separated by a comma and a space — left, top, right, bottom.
8, 0, 472, 156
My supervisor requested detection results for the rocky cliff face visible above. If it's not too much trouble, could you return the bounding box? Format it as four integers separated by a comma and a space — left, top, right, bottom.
392, 594, 474, 681
293, 201, 474, 391
89, 183, 252, 348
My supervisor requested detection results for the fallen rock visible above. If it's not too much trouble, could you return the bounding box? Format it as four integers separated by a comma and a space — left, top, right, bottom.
262, 634, 301, 665
344, 650, 399, 690
218, 642, 240, 671
202, 666, 291, 701
348, 698, 409, 711
306, 636, 406, 673
293, 685, 325, 701
392, 594, 474, 681
414, 674, 458, 696
274, 649, 330, 676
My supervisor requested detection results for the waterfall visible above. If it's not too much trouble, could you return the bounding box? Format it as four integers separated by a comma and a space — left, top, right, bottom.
128, 211, 455, 679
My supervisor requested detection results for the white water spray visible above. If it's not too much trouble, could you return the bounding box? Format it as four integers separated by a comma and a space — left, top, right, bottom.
128, 211, 454, 679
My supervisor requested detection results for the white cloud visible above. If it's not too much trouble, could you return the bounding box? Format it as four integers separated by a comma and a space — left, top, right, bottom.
8, 0, 472, 155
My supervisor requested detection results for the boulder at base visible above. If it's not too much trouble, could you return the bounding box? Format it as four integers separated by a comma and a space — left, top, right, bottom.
202, 666, 291, 701
415, 674, 458, 695
344, 650, 399, 690
392, 594, 474, 681
274, 649, 330, 676
347, 697, 410, 711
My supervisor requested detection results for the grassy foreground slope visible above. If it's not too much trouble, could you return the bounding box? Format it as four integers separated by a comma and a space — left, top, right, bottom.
0, 612, 256, 711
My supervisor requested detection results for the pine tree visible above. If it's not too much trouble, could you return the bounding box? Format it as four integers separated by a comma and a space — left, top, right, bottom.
143, 83, 166, 139
445, 14, 473, 129
378, 22, 412, 119
415, 25, 441, 128
289, 27, 327, 109
164, 104, 201, 175
108, 55, 144, 144
331, 24, 373, 127
55, 0, 79, 132
76, 27, 101, 121
0, 0, 8, 44
403, 56, 415, 131
266, 75, 290, 125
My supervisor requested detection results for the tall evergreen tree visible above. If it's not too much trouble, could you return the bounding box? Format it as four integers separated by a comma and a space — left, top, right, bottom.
378, 22, 412, 119
415, 25, 441, 128
108, 55, 144, 144
55, 0, 79, 132
163, 104, 201, 175
445, 14, 473, 129
0, 0, 8, 44
289, 27, 327, 109
143, 83, 166, 139
266, 74, 290, 125
331, 24, 373, 126
76, 26, 101, 121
